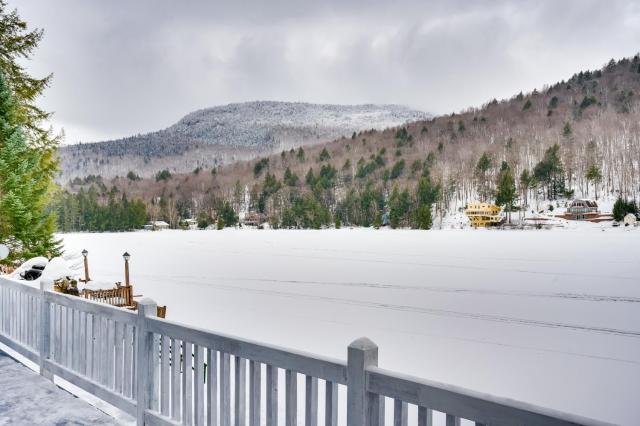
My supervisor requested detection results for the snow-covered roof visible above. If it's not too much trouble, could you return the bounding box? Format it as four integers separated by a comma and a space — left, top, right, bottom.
147, 221, 170, 226
569, 199, 598, 208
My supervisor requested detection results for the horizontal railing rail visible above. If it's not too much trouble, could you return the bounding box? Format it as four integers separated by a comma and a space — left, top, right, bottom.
146, 316, 348, 384
0, 276, 615, 426
366, 366, 615, 426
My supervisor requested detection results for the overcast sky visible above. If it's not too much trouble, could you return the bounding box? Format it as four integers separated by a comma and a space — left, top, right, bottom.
9, 0, 640, 144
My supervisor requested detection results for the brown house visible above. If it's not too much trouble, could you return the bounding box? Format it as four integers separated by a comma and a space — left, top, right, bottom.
558, 200, 612, 222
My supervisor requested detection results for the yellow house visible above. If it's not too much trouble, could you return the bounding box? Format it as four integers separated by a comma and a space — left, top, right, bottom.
465, 202, 503, 228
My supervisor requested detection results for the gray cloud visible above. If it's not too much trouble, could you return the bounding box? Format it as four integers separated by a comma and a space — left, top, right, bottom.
9, 0, 640, 143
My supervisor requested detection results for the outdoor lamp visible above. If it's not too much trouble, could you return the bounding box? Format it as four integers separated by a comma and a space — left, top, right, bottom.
123, 252, 131, 286
81, 249, 90, 282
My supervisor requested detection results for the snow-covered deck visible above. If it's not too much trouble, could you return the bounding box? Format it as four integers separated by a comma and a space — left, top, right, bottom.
0, 350, 120, 425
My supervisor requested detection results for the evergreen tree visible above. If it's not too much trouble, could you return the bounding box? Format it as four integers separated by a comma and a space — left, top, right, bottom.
612, 197, 638, 221
0, 2, 56, 146
413, 175, 439, 230
475, 152, 492, 201
585, 163, 602, 199
283, 167, 299, 187
519, 169, 535, 207
217, 202, 238, 227
534, 144, 565, 199
0, 73, 59, 261
495, 162, 517, 223
319, 147, 331, 162
296, 147, 305, 162
388, 186, 412, 228
0, 3, 59, 261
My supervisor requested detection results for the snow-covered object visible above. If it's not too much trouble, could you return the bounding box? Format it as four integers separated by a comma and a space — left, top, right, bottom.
9, 256, 48, 279
623, 213, 637, 226
39, 257, 73, 289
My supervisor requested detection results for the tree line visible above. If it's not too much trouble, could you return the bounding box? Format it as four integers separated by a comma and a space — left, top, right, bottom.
55, 188, 147, 232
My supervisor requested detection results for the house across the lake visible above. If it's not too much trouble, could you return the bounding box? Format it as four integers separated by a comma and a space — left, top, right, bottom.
464, 202, 503, 228
143, 220, 170, 231
558, 199, 613, 222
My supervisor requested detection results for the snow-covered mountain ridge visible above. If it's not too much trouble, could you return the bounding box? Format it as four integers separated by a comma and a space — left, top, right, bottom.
59, 101, 429, 179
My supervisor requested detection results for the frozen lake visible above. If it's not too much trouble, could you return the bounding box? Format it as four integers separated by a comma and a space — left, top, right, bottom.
62, 227, 640, 425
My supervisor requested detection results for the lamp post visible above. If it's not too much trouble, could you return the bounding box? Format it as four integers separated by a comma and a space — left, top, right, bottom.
81, 249, 90, 282
123, 252, 131, 287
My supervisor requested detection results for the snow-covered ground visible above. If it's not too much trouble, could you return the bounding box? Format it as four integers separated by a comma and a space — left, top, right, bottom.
61, 227, 640, 425
0, 350, 120, 425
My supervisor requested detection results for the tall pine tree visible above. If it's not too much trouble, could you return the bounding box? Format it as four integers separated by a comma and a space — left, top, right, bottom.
0, 72, 59, 261
0, 2, 60, 262
495, 162, 517, 223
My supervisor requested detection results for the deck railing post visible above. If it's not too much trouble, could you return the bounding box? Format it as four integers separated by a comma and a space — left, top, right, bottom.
136, 298, 157, 426
38, 282, 53, 381
347, 337, 378, 426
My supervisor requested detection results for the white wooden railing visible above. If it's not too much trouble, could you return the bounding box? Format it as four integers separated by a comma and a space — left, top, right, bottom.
0, 277, 616, 426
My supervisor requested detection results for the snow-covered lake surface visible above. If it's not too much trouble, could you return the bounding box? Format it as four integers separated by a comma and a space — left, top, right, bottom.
61, 227, 640, 425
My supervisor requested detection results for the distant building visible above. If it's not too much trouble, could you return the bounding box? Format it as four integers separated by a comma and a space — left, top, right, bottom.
559, 200, 612, 222
566, 199, 598, 220
143, 221, 170, 231
464, 202, 503, 228
180, 218, 198, 230
240, 212, 266, 227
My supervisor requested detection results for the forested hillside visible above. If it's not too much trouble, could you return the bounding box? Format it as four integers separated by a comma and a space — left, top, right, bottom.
57, 56, 640, 231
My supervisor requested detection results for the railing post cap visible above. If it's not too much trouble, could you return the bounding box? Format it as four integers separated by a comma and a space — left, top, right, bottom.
348, 337, 377, 351
137, 297, 157, 317
137, 297, 156, 306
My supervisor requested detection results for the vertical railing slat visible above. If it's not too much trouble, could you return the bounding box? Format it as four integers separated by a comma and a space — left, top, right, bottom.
286, 369, 297, 426
123, 323, 134, 398
92, 313, 100, 380
207, 348, 218, 426
183, 341, 194, 425
220, 353, 231, 426
445, 414, 461, 426
114, 321, 124, 394
161, 335, 171, 416
106, 320, 116, 389
393, 399, 407, 426
249, 360, 261, 426
325, 381, 338, 426
151, 333, 160, 412
67, 306, 73, 369
73, 308, 80, 372
61, 306, 67, 366
305, 376, 318, 426
171, 338, 182, 421
86, 313, 94, 377
194, 344, 205, 426
234, 356, 246, 426
100, 316, 109, 384
79, 311, 87, 375
418, 407, 432, 426
56, 304, 63, 364
266, 365, 278, 426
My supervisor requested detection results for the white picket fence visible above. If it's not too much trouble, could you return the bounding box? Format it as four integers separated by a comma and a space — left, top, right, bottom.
0, 277, 615, 426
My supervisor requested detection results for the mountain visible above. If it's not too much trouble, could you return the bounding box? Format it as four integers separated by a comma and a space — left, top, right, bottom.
57, 56, 640, 231
59, 101, 429, 180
